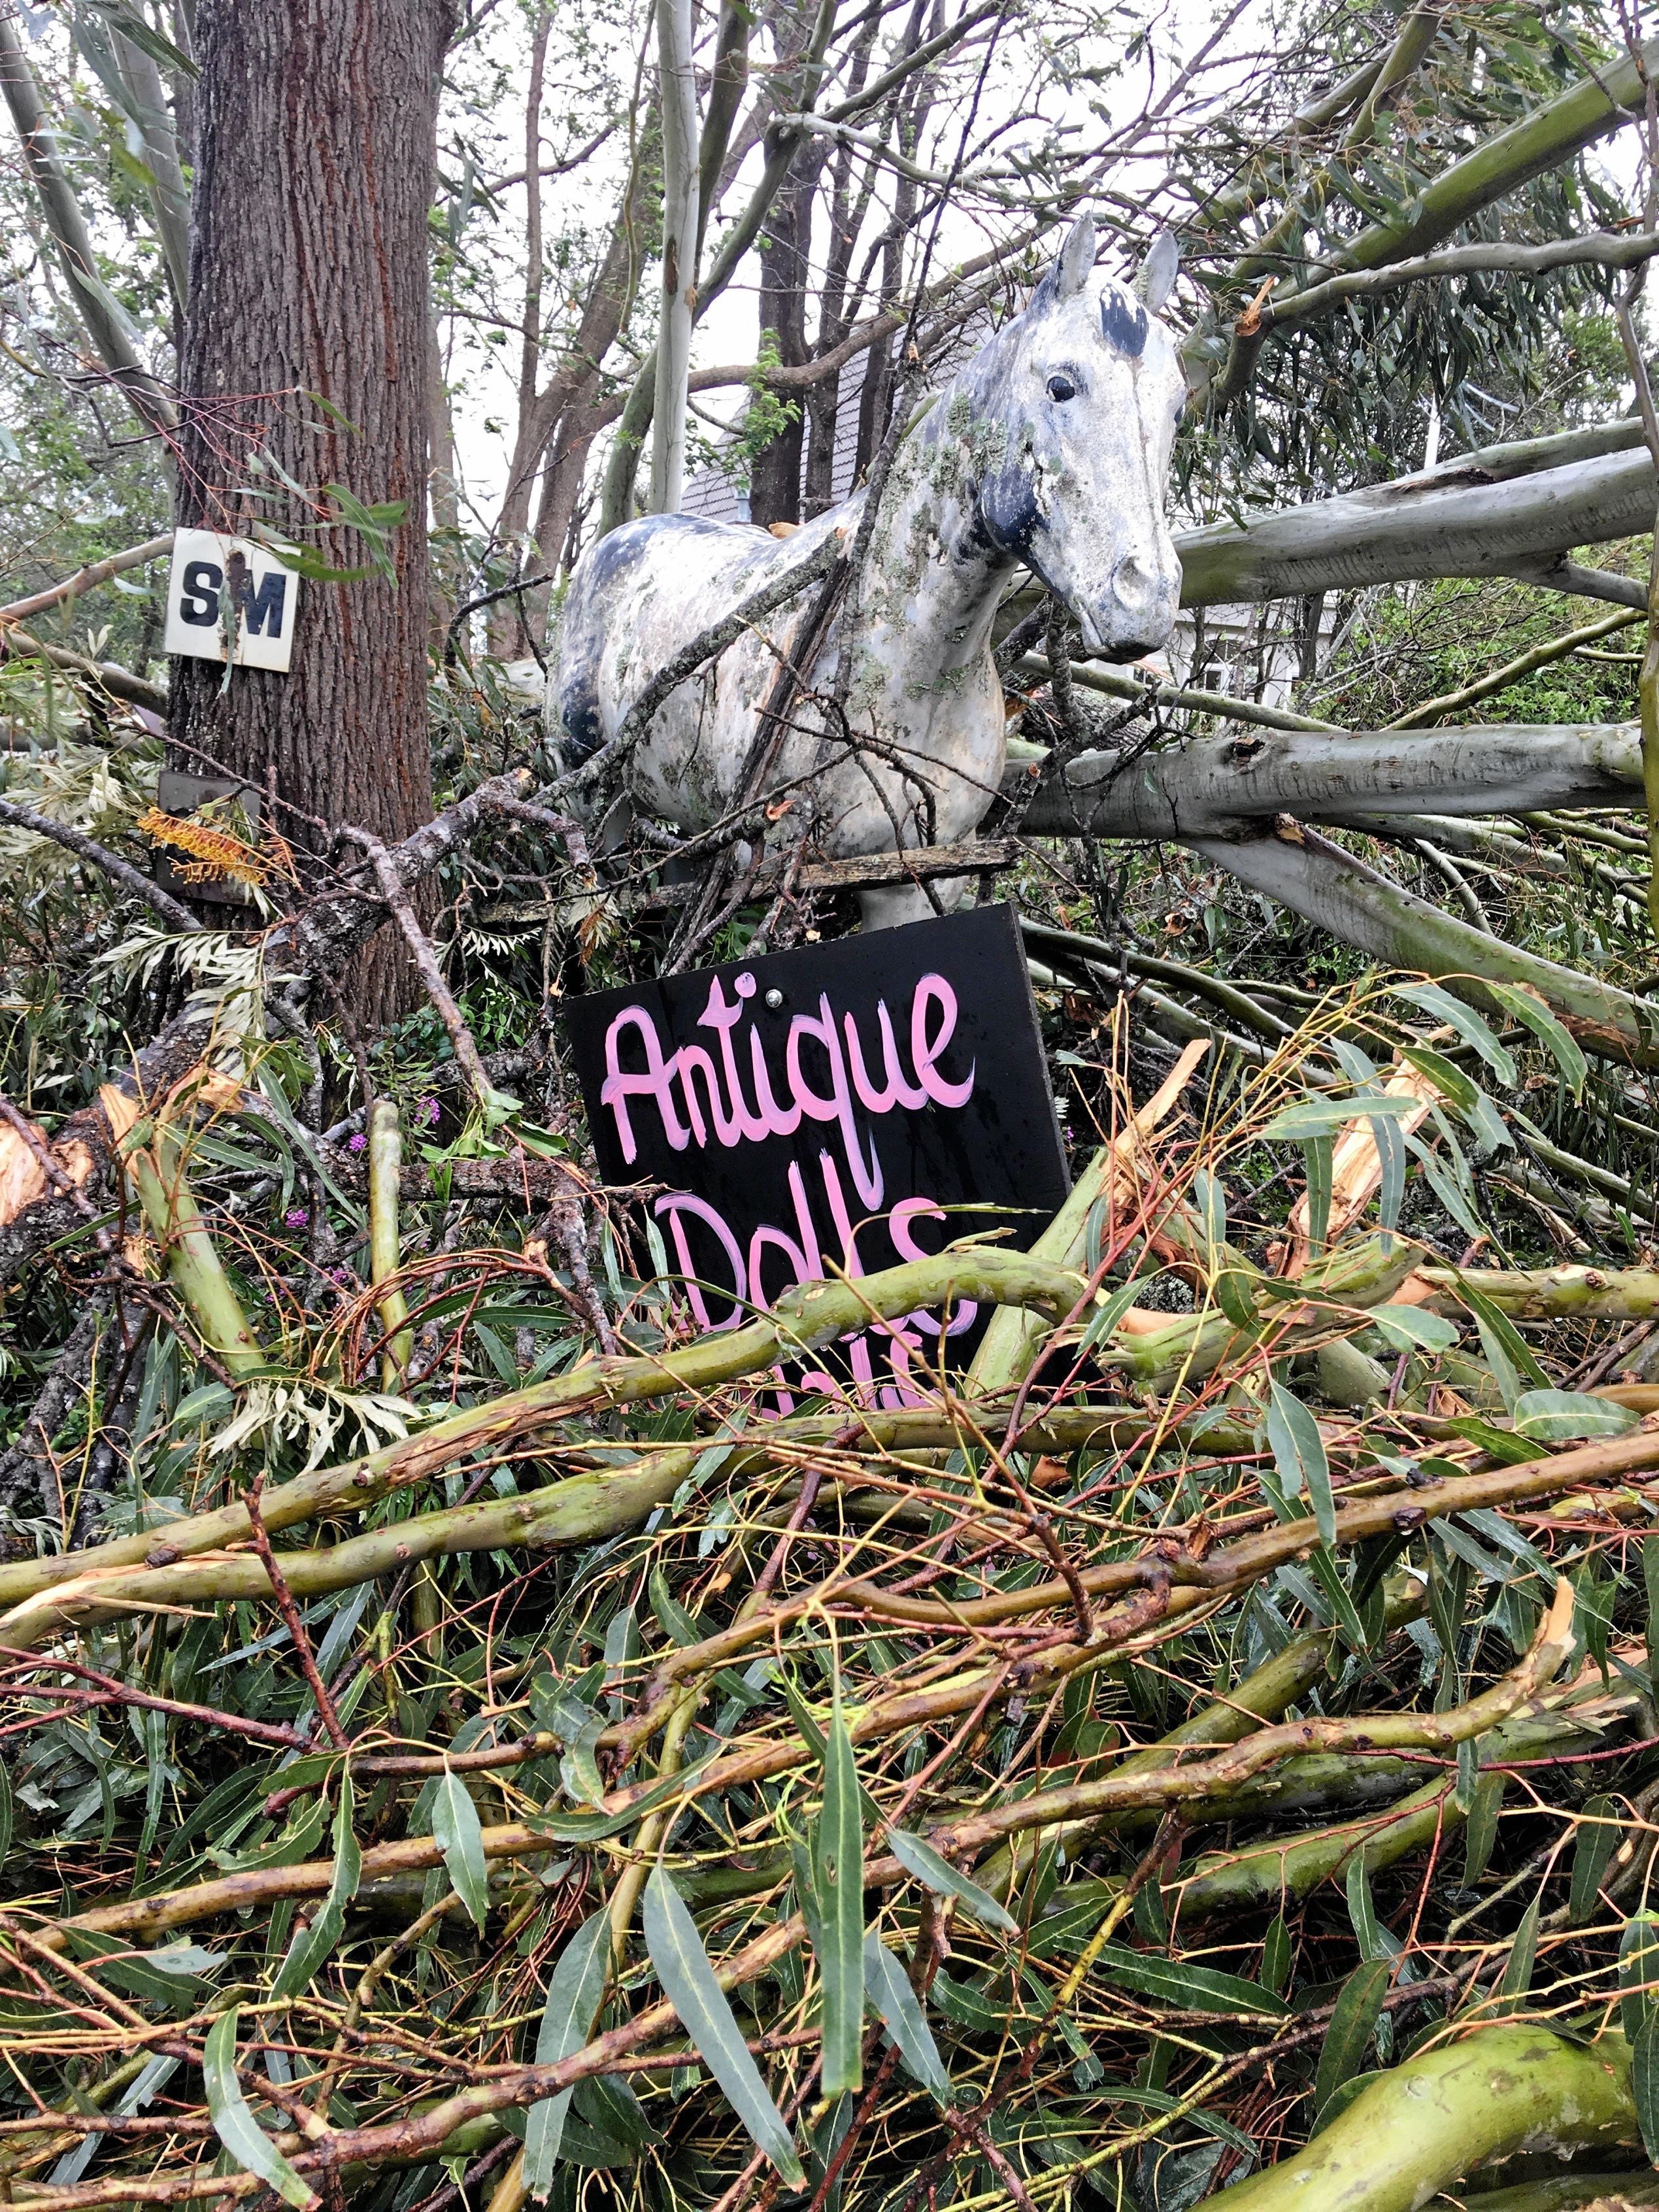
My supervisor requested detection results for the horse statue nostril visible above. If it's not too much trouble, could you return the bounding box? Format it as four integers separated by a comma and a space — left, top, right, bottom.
1111, 553, 1162, 612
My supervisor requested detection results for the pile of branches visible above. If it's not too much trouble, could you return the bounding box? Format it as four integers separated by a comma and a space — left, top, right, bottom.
8, 942, 1659, 2212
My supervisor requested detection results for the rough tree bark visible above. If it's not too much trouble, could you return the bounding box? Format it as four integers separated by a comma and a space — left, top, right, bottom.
168, 0, 452, 1026
738, 0, 843, 527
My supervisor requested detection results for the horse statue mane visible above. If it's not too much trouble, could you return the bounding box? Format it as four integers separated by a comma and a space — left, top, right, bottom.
551, 213, 1186, 931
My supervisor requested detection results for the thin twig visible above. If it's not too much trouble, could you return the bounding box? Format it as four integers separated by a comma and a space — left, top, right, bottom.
243, 1473, 350, 1750
343, 827, 498, 1112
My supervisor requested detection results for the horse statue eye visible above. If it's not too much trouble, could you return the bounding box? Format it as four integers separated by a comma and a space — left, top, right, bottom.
1047, 374, 1077, 403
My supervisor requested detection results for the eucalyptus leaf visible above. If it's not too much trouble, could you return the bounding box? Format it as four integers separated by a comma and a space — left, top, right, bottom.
1396, 987, 1517, 1086
1314, 1958, 1390, 2115
1260, 1917, 1292, 1997
431, 1767, 489, 1932
642, 1869, 804, 2185
272, 1777, 361, 1997
1367, 1304, 1458, 1354
885, 1827, 1017, 1934
203, 2008, 315, 2209
1511, 1389, 1639, 1443
1621, 1913, 1659, 2045
1566, 1795, 1620, 1924
812, 1683, 865, 2098
1635, 2017, 1659, 2164
1464, 1771, 1503, 1886
1500, 1897, 1540, 2002
1487, 982, 1586, 1100
863, 1935, 950, 2102
524, 1911, 611, 2197
1265, 1378, 1333, 1545
1094, 1944, 1288, 2016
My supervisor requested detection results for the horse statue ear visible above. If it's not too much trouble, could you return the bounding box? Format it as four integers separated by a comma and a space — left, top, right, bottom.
1134, 230, 1179, 314
1052, 212, 1096, 299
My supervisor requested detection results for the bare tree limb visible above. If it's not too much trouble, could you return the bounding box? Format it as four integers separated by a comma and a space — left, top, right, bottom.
1258, 227, 1659, 329
1014, 652, 1344, 735
1191, 818, 1659, 1065
1176, 439, 1659, 609
0, 620, 169, 711
1, 537, 172, 625
342, 828, 501, 1114
649, 0, 699, 513
1018, 722, 1642, 840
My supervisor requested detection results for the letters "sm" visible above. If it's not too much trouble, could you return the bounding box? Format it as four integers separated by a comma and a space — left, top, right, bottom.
163, 529, 300, 673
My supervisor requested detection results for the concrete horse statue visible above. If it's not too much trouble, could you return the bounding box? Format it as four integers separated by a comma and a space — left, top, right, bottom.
551, 214, 1185, 929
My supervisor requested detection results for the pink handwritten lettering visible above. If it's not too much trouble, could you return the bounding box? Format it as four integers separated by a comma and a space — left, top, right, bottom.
654, 1192, 746, 1332
601, 1006, 690, 1162
843, 999, 928, 1114
913, 976, 975, 1108
607, 967, 983, 1406
599, 969, 975, 1184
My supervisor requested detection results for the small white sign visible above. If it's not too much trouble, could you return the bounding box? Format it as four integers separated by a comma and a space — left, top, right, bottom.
163, 529, 299, 672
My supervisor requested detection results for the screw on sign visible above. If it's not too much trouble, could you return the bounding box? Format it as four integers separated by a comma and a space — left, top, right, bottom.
563, 905, 1069, 1409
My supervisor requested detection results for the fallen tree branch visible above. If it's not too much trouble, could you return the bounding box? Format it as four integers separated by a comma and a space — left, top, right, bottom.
41, 1585, 1575, 1959
0, 537, 171, 627
1176, 440, 1659, 610
0, 622, 169, 712
343, 827, 500, 1114
1202, 31, 1659, 410
1386, 604, 1644, 728
1015, 722, 1642, 840
1211, 2023, 1638, 2211
4, 1597, 1575, 2212
0, 1247, 1084, 1626
0, 796, 200, 931
1014, 652, 1345, 736
1191, 819, 1659, 1065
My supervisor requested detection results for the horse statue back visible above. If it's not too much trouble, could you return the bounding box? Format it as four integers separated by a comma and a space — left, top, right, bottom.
551, 214, 1184, 930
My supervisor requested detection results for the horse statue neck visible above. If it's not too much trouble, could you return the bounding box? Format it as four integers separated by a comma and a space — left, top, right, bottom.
836, 369, 1023, 697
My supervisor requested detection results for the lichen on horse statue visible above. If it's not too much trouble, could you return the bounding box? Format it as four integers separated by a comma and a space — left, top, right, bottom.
551, 214, 1185, 930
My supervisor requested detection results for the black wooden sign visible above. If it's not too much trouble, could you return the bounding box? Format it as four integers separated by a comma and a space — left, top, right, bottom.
563, 904, 1069, 1406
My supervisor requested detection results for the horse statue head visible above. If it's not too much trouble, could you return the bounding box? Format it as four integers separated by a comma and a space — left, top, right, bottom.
964, 213, 1186, 661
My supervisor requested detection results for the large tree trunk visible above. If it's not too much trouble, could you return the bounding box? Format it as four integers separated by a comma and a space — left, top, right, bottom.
169, 0, 450, 1027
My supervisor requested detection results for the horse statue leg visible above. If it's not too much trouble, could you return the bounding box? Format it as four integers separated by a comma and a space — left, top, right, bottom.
857, 873, 972, 933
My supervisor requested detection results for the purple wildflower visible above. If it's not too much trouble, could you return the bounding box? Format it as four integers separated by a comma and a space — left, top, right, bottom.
329, 1266, 353, 1286
347, 1131, 368, 1154
421, 1096, 441, 1126
284, 1207, 309, 1228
